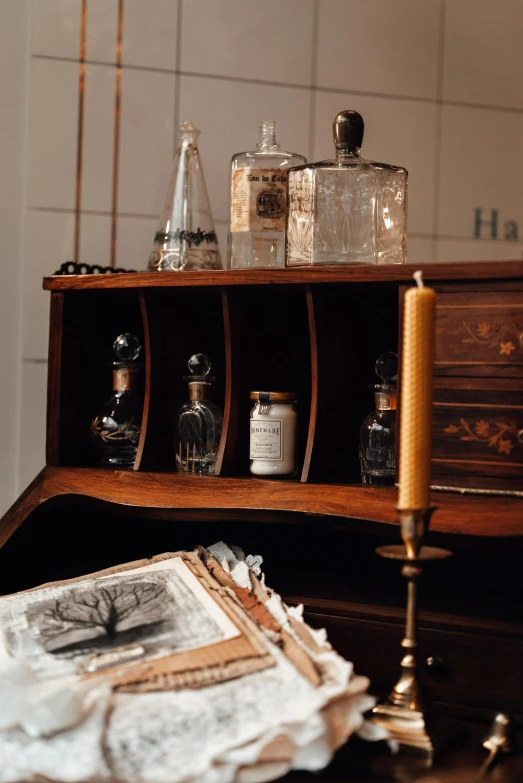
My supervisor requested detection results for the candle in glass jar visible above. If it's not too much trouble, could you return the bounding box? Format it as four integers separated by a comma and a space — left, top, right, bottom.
398, 271, 436, 510
250, 391, 297, 476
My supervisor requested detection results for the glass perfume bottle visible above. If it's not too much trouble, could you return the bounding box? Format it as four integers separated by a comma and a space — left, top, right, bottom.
90, 333, 143, 468
229, 120, 306, 269
359, 352, 398, 485
286, 110, 407, 266
175, 353, 223, 475
147, 122, 222, 271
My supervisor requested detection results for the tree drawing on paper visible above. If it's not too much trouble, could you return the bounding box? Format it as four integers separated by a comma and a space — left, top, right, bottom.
39, 581, 167, 654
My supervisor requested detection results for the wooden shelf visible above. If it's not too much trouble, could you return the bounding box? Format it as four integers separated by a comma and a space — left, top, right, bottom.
2, 466, 522, 549
43, 260, 523, 290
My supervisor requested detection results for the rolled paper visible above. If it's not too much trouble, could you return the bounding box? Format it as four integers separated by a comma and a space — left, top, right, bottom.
398, 271, 436, 510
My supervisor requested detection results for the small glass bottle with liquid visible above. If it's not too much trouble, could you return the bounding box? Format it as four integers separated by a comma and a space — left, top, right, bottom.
175, 353, 223, 475
90, 333, 143, 468
359, 352, 398, 485
229, 121, 306, 269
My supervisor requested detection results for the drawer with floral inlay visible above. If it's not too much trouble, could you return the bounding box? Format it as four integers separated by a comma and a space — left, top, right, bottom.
431, 381, 523, 492
433, 286, 523, 378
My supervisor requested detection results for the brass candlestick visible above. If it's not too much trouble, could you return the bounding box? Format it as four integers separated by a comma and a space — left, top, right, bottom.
372, 507, 463, 758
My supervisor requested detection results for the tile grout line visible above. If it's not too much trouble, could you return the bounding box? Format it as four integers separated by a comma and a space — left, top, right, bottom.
16, 0, 36, 497
308, 0, 320, 161
432, 0, 447, 262
30, 53, 523, 117
28, 205, 158, 219
28, 204, 520, 245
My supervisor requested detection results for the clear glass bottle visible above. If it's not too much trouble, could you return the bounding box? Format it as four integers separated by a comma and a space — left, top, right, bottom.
175, 353, 223, 475
147, 122, 222, 271
90, 334, 143, 468
286, 110, 407, 266
229, 120, 306, 269
359, 352, 398, 485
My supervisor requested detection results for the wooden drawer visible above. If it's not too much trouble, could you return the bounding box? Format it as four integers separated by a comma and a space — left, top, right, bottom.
431, 383, 523, 491
434, 288, 523, 378
304, 609, 523, 716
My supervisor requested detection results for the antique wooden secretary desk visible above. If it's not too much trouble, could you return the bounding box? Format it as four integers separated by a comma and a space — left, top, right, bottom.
0, 260, 522, 780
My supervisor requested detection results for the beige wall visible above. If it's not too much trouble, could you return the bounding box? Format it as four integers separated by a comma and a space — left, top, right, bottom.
2, 0, 523, 512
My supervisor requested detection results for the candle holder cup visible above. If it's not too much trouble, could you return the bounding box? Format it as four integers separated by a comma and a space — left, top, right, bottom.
371, 507, 466, 760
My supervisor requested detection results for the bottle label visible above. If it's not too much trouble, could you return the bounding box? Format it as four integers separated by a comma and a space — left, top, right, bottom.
231, 168, 287, 232
250, 418, 282, 460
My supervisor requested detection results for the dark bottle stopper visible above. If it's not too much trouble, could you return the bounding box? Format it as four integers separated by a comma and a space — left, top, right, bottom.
113, 333, 141, 363
333, 110, 364, 150
375, 352, 398, 386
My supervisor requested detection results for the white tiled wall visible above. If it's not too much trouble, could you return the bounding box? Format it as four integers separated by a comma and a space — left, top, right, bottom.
1, 0, 523, 513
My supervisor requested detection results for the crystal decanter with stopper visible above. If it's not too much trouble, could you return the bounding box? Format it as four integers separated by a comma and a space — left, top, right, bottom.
286, 110, 407, 265
90, 333, 143, 468
229, 120, 306, 269
359, 351, 398, 485
175, 353, 223, 475
147, 122, 222, 271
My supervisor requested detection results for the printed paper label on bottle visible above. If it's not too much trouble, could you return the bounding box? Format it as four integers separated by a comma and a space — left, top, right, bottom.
250, 418, 283, 460
231, 168, 287, 233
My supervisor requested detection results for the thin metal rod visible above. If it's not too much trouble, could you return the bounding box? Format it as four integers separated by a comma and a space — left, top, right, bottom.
110, 0, 124, 268
74, 0, 88, 263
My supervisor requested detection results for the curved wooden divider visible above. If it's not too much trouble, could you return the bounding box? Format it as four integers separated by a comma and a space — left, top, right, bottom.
301, 286, 317, 483
133, 291, 150, 471
215, 287, 234, 476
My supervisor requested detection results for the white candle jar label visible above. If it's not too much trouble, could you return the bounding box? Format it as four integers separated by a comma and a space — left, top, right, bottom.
250, 419, 283, 460
249, 392, 297, 477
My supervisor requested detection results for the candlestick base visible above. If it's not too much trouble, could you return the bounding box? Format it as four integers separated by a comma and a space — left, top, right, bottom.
372, 704, 466, 758
371, 507, 466, 761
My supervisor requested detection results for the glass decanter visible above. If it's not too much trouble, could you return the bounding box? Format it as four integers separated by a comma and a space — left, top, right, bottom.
147, 122, 222, 271
286, 110, 407, 266
229, 120, 306, 269
359, 352, 398, 485
90, 333, 143, 468
175, 353, 223, 475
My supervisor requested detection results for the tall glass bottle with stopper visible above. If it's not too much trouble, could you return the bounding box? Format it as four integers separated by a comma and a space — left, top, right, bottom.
286, 110, 407, 266
90, 333, 143, 468
229, 120, 306, 269
175, 353, 223, 475
359, 351, 398, 485
147, 122, 222, 271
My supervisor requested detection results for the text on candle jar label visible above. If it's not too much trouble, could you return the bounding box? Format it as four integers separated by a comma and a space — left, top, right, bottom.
250, 419, 283, 460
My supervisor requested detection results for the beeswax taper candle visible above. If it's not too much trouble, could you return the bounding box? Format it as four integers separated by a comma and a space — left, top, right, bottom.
398, 271, 436, 510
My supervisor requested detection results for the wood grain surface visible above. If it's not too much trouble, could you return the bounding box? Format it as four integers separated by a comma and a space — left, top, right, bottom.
42, 261, 523, 290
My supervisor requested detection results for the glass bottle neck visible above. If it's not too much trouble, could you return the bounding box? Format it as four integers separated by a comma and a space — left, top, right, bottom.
335, 147, 361, 163
188, 381, 210, 401
257, 121, 279, 151
113, 367, 137, 392
375, 390, 397, 411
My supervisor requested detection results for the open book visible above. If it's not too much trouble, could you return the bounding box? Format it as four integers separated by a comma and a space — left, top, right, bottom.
0, 543, 382, 783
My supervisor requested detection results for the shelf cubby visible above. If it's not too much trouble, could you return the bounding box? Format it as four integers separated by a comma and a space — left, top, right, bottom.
47, 288, 145, 468
221, 284, 313, 479
138, 286, 227, 473
306, 282, 399, 484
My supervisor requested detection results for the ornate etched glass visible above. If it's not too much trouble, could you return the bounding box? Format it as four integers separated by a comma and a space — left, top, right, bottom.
90, 333, 143, 468
175, 353, 223, 475
286, 111, 407, 266
359, 352, 398, 485
148, 122, 222, 271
